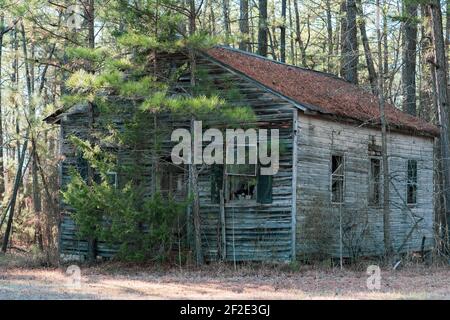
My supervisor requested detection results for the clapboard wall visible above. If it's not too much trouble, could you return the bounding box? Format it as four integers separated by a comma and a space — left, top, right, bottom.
57, 52, 297, 262
296, 113, 435, 258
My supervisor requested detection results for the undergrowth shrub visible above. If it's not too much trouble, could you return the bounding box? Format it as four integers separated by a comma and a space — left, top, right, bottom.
62, 169, 187, 263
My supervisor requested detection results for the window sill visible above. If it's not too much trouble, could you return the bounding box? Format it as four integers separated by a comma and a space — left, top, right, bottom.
203, 202, 273, 208
226, 200, 257, 207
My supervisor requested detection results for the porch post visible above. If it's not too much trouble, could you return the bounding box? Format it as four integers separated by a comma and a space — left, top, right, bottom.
291, 109, 298, 261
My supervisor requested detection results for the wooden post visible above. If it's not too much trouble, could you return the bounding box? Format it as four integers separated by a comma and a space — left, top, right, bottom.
220, 191, 226, 260
291, 109, 298, 261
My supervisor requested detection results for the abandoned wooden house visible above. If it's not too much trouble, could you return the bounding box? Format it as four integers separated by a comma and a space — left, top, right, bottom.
44, 46, 439, 262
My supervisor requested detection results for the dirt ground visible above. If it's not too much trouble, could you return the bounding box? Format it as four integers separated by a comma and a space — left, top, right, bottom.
0, 253, 449, 300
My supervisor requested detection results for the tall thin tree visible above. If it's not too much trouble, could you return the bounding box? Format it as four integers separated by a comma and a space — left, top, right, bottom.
280, 0, 287, 62
402, 0, 418, 116
239, 0, 250, 51
376, 0, 393, 258
258, 0, 268, 57
340, 0, 358, 84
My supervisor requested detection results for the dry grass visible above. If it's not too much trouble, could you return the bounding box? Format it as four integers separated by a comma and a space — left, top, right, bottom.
0, 253, 449, 300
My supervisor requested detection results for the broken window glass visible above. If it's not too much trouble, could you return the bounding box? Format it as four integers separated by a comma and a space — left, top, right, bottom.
331, 155, 344, 204
407, 160, 418, 205
369, 158, 381, 206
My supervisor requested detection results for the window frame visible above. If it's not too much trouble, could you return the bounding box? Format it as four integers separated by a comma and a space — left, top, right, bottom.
106, 171, 118, 189
406, 159, 418, 206
368, 157, 382, 207
330, 154, 345, 205
224, 142, 258, 204
159, 160, 186, 198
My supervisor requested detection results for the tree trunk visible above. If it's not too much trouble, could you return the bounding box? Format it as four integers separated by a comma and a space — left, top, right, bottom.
288, 0, 295, 64
280, 0, 287, 62
188, 0, 204, 265
427, 0, 450, 252
258, 0, 268, 57
356, 0, 378, 95
402, 1, 418, 115
377, 0, 393, 258
20, 22, 44, 251
1, 131, 30, 252
293, 0, 307, 66
239, 0, 250, 51
340, 0, 358, 84
0, 15, 6, 197
85, 0, 97, 263
446, 0, 449, 77
222, 0, 231, 44
325, 0, 333, 72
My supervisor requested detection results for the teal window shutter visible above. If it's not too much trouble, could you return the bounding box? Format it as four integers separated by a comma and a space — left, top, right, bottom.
211, 165, 223, 204
257, 173, 273, 204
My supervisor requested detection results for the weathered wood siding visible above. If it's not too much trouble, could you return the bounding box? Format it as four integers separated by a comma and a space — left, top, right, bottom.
192, 55, 296, 262
57, 53, 297, 262
296, 113, 435, 258
56, 50, 435, 262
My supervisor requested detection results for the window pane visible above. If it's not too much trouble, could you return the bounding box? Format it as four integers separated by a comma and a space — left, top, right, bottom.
227, 175, 256, 201
369, 158, 381, 206
407, 160, 418, 205
160, 161, 185, 198
331, 155, 344, 204
408, 160, 417, 184
332, 155, 344, 176
407, 184, 417, 204
332, 177, 344, 203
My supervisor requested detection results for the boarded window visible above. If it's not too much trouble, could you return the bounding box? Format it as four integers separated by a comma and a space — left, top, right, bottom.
331, 155, 344, 204
369, 158, 381, 206
407, 160, 418, 205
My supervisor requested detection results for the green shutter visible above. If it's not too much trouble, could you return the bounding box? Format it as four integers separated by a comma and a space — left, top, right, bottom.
211, 165, 223, 204
257, 173, 273, 204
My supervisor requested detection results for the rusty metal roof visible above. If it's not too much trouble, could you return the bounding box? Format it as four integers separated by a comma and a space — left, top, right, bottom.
206, 46, 439, 137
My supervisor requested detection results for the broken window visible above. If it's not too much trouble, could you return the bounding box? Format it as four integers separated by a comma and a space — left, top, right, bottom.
407, 160, 418, 205
331, 155, 344, 204
210, 143, 273, 204
225, 164, 257, 202
225, 143, 258, 202
106, 172, 118, 188
369, 158, 381, 206
160, 159, 186, 198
